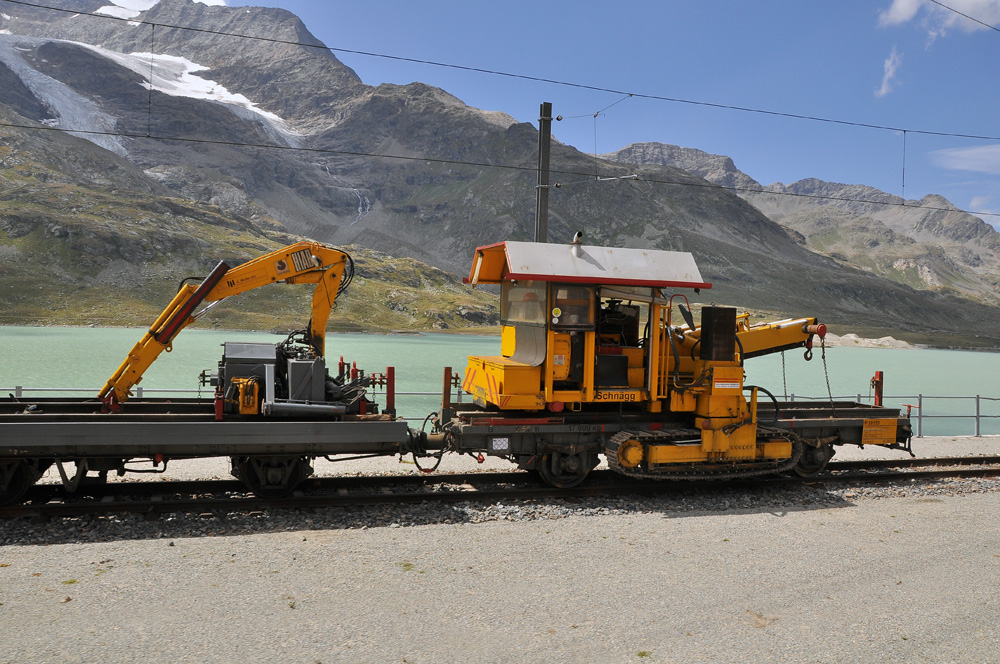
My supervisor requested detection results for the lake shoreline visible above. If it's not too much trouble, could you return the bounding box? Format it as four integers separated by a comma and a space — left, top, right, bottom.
4, 322, 998, 350
1, 327, 996, 434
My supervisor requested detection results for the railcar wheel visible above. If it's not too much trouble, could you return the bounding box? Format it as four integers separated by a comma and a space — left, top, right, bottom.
536, 451, 595, 489
794, 444, 834, 477
232, 456, 313, 499
0, 460, 38, 507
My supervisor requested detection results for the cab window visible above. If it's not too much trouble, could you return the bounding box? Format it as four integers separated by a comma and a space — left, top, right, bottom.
501, 281, 547, 326
550, 284, 595, 330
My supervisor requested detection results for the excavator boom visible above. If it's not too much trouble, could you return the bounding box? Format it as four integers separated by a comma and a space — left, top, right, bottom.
736, 316, 827, 360
98, 241, 353, 407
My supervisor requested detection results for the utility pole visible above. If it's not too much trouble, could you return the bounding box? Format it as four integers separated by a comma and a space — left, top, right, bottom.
534, 101, 553, 243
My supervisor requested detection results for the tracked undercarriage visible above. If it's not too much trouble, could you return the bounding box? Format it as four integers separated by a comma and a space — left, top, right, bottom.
604, 428, 812, 481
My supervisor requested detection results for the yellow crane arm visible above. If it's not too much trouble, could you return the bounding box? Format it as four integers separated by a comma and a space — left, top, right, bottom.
736, 316, 827, 360
665, 313, 826, 380
98, 241, 352, 407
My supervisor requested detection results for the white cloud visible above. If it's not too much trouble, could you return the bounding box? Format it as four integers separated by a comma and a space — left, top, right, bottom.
880, 0, 1000, 35
931, 144, 1000, 174
875, 46, 902, 97
880, 0, 925, 26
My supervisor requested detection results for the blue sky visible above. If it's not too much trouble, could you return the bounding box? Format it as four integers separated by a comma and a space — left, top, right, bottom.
221, 1, 1000, 228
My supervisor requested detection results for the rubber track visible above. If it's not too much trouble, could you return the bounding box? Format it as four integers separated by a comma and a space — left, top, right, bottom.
604, 425, 805, 481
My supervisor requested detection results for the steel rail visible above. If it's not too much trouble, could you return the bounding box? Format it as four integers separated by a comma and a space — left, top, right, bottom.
19, 454, 1000, 502
826, 455, 1000, 470
3, 455, 999, 520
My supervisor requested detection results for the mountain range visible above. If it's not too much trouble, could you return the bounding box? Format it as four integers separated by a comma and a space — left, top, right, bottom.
1, 0, 998, 348
602, 143, 1000, 308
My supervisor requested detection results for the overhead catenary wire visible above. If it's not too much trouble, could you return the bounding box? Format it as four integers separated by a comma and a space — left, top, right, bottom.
2, 0, 999, 143
594, 93, 634, 117
0, 0, 998, 221
592, 94, 633, 175
554, 95, 635, 176
928, 0, 1000, 33
145, 23, 155, 138
1, 117, 995, 220
901, 130, 908, 204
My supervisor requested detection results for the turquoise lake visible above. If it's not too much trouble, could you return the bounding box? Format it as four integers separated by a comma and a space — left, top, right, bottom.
1, 327, 997, 435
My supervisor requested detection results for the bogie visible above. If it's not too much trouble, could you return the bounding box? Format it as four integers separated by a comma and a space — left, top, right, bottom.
231, 455, 313, 499
535, 451, 598, 488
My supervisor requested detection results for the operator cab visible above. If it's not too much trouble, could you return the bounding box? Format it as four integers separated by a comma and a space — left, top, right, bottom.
463, 239, 711, 412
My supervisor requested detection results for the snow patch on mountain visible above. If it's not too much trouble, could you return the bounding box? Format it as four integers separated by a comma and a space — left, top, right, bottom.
0, 34, 126, 155
0, 31, 300, 154
78, 42, 303, 146
96, 0, 226, 20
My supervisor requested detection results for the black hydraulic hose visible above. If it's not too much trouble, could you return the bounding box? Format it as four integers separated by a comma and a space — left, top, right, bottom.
667, 328, 711, 390
667, 326, 683, 387
413, 412, 444, 473
745, 384, 780, 423
338, 252, 355, 296
178, 275, 203, 289
156, 261, 230, 344
689, 335, 744, 367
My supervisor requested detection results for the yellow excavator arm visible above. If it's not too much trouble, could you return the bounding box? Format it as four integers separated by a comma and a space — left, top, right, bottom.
735, 314, 827, 360
98, 241, 353, 407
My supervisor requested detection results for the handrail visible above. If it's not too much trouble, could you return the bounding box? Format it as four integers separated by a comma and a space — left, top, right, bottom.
783, 393, 1000, 437
4, 386, 999, 435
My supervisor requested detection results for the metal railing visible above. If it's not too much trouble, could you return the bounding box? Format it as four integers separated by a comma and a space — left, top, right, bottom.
4, 386, 998, 437
783, 393, 1000, 437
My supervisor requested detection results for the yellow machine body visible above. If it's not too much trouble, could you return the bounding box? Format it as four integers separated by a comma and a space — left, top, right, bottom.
461, 240, 833, 469
230, 377, 262, 416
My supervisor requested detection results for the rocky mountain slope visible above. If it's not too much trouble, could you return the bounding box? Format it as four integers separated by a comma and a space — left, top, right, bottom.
0, 107, 496, 331
602, 143, 1000, 307
1, 0, 998, 347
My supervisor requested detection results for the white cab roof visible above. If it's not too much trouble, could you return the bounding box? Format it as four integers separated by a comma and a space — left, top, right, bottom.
467, 240, 711, 290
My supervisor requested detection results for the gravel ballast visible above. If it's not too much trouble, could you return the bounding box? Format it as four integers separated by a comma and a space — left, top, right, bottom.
2, 436, 999, 663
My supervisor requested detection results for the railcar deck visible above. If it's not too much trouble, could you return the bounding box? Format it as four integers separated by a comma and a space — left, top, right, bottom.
0, 396, 410, 458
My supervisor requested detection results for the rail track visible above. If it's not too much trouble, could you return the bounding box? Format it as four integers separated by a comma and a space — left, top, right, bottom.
3, 455, 999, 521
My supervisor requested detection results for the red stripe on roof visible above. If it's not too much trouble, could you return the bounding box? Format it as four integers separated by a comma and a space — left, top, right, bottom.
502, 273, 712, 289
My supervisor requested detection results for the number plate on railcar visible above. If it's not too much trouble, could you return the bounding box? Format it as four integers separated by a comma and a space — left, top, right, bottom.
862, 418, 897, 446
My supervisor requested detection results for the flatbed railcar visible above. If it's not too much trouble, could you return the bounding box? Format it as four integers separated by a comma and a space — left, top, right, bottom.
0, 238, 913, 506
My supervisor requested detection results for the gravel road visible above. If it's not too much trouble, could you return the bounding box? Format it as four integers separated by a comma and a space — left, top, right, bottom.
2, 436, 999, 664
